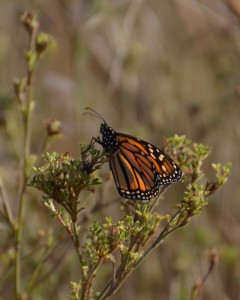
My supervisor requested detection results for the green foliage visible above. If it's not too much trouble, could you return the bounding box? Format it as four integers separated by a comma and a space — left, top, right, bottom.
212, 162, 232, 186
31, 149, 106, 218
166, 135, 211, 182
70, 281, 82, 300
30, 135, 231, 300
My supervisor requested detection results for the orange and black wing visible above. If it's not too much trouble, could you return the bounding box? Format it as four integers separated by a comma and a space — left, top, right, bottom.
109, 133, 182, 201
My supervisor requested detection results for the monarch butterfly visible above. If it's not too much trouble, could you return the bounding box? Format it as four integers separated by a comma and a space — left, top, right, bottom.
85, 108, 182, 201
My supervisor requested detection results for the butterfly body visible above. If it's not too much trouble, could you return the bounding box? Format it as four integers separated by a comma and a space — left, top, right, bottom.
100, 123, 118, 153
96, 122, 182, 201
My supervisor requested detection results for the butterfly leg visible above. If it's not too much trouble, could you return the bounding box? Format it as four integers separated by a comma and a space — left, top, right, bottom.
92, 136, 103, 146
81, 137, 102, 154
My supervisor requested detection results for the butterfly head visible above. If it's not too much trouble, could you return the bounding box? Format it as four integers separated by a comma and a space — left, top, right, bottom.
84, 108, 117, 153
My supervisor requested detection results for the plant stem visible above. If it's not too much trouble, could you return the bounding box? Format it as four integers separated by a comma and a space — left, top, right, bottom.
71, 221, 88, 300
15, 183, 26, 299
0, 179, 14, 230
15, 25, 37, 299
72, 221, 86, 281
84, 259, 104, 300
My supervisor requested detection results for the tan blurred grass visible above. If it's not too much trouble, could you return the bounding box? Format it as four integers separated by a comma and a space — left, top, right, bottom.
0, 0, 240, 299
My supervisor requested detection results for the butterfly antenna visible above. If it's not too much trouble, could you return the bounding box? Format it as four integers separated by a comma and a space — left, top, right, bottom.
84, 107, 106, 123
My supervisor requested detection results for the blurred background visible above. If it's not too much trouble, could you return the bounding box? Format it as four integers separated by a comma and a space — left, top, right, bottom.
0, 0, 240, 299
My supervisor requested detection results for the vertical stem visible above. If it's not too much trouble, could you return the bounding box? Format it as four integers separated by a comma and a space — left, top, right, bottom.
72, 220, 85, 276
71, 220, 92, 300
0, 180, 14, 230
15, 182, 26, 299
15, 24, 37, 299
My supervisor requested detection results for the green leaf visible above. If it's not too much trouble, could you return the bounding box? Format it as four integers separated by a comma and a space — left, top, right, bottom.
25, 50, 38, 71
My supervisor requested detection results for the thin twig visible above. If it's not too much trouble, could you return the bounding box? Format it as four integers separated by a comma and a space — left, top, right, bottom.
0, 178, 14, 230
72, 220, 85, 270
190, 249, 219, 300
15, 19, 38, 299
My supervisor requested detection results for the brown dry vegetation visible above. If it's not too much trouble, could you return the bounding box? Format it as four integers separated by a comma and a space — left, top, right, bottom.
0, 0, 240, 299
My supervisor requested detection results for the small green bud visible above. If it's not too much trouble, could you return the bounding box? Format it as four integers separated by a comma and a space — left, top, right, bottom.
46, 119, 63, 137
36, 32, 56, 56
13, 78, 26, 104
21, 12, 39, 35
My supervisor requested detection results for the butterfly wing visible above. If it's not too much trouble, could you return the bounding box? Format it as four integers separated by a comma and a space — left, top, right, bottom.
109, 133, 182, 201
